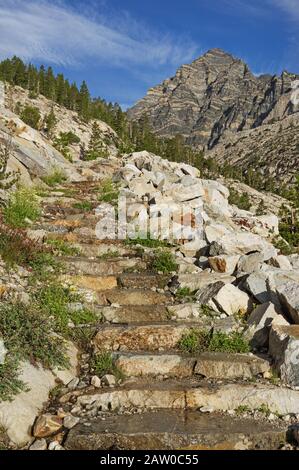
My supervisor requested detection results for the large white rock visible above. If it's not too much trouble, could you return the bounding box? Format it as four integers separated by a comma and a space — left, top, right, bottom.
201, 180, 230, 199
269, 255, 293, 271
246, 302, 289, 349
121, 164, 141, 182
129, 177, 155, 197
0, 343, 78, 446
276, 281, 299, 324
269, 324, 299, 387
255, 215, 279, 236
187, 383, 299, 416
168, 182, 204, 203
237, 252, 264, 274
208, 255, 240, 275
202, 187, 231, 217
204, 223, 232, 244
167, 304, 201, 320
179, 239, 207, 257
288, 255, 299, 270
175, 272, 235, 292
245, 272, 271, 304
210, 233, 277, 261
180, 163, 200, 178
176, 258, 202, 274
211, 284, 253, 316
0, 362, 56, 446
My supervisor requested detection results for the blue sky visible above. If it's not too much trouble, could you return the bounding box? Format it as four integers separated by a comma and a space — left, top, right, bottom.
0, 0, 298, 108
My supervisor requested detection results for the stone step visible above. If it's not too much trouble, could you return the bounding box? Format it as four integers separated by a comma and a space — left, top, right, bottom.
62, 275, 118, 292
95, 323, 240, 352
39, 196, 80, 208
115, 352, 195, 378
99, 305, 238, 330
64, 409, 286, 450
100, 304, 170, 323
62, 257, 146, 276
93, 323, 198, 352
112, 351, 269, 379
73, 379, 299, 416
76, 379, 199, 412
118, 273, 171, 289
71, 243, 139, 259
98, 289, 173, 306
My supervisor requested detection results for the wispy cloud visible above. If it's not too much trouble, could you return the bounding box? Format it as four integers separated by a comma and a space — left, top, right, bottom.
203, 0, 271, 18
269, 0, 299, 22
0, 0, 198, 68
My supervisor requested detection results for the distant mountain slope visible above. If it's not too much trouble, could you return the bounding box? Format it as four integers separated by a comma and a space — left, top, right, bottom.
128, 48, 299, 183
128, 48, 299, 148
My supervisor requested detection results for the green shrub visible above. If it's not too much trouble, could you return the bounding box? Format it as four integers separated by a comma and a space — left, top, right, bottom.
209, 331, 250, 353
28, 251, 61, 278
53, 132, 80, 163
179, 329, 211, 354
151, 250, 178, 274
176, 287, 195, 299
3, 187, 41, 228
125, 235, 170, 248
72, 201, 93, 212
97, 250, 120, 260
42, 168, 67, 187
34, 283, 96, 333
34, 283, 80, 333
0, 302, 68, 369
91, 352, 124, 381
56, 131, 80, 146
46, 239, 80, 256
235, 405, 251, 415
0, 224, 42, 267
70, 308, 97, 326
178, 329, 250, 354
98, 179, 119, 205
0, 357, 25, 402
0, 301, 69, 401
20, 105, 41, 129
228, 189, 251, 211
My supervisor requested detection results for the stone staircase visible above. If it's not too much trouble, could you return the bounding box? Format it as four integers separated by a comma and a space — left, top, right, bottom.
31, 181, 299, 451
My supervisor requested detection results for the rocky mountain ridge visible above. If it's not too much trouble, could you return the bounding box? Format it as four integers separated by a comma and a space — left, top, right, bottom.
128, 48, 299, 183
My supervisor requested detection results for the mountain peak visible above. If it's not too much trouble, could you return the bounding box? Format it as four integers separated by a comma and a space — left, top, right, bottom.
128, 50, 298, 151
204, 47, 233, 57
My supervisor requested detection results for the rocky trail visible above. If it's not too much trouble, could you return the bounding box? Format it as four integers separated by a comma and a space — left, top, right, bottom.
2, 152, 293, 452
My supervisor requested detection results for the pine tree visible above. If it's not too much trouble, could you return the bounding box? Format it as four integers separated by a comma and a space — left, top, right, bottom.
84, 121, 105, 160
12, 56, 27, 87
44, 108, 57, 137
38, 65, 46, 95
56, 74, 66, 105
27, 64, 38, 94
68, 83, 79, 111
44, 67, 56, 101
78, 81, 90, 121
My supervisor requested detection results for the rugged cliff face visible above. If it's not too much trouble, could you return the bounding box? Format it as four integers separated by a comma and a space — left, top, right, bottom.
128, 49, 299, 183
128, 48, 299, 149
0, 82, 119, 187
